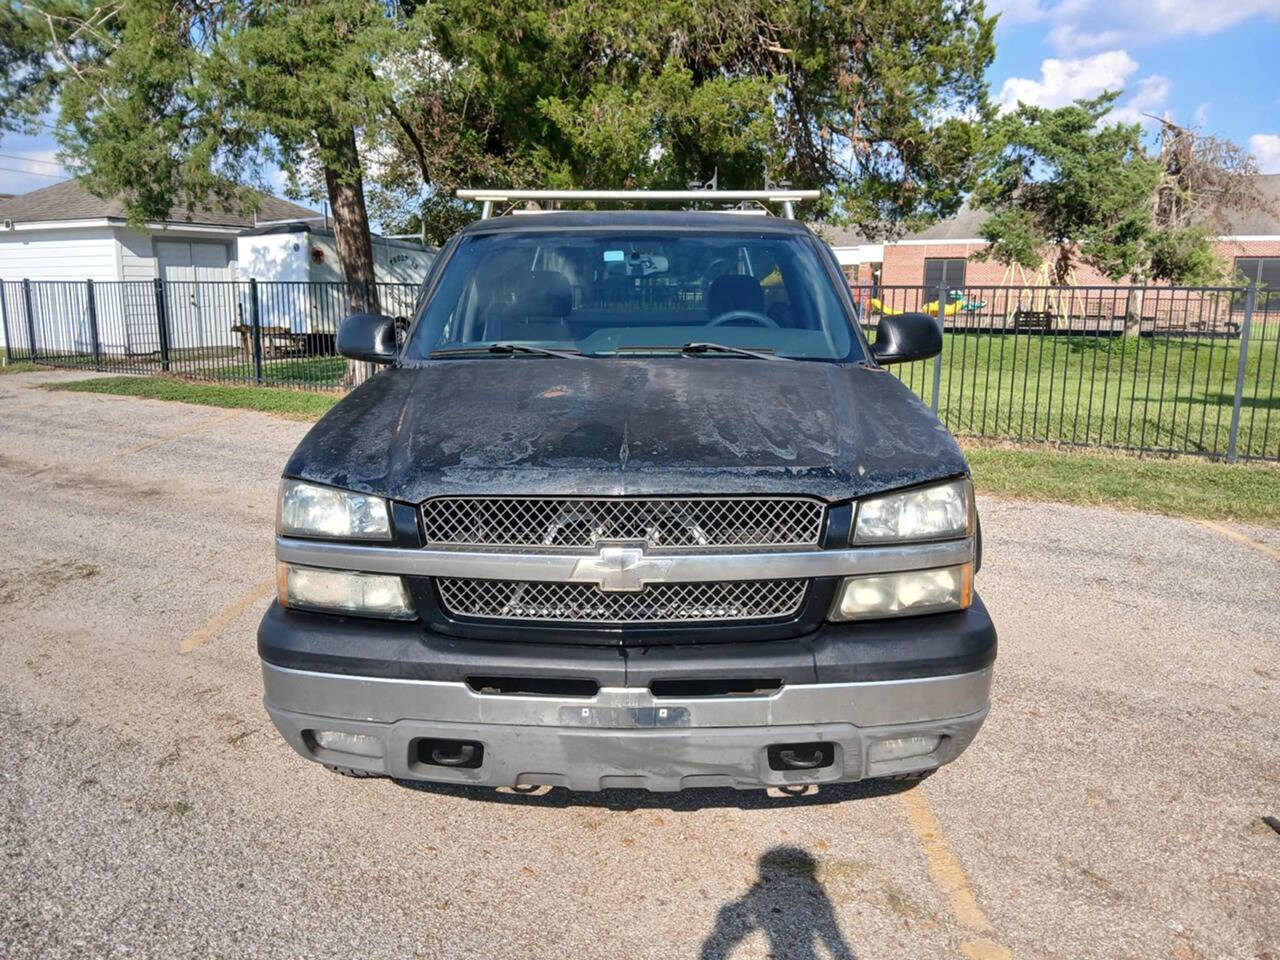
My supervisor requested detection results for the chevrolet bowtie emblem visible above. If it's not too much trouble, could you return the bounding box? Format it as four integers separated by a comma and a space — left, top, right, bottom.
570, 545, 674, 592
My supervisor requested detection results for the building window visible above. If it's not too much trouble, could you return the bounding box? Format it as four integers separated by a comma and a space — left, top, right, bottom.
923, 257, 966, 291
1235, 257, 1280, 308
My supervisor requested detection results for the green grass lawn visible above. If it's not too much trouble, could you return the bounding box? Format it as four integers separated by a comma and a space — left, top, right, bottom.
41, 374, 1280, 526
43, 375, 341, 421
965, 444, 1280, 527
888, 332, 1280, 460
170, 354, 348, 387
0, 361, 42, 374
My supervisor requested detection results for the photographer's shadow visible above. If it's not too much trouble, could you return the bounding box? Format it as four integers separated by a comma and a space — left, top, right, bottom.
700, 847, 856, 960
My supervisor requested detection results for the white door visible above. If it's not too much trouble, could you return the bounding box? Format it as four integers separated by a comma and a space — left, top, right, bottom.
156, 240, 233, 354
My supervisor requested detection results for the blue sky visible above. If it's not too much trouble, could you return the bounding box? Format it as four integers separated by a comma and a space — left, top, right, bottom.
3, 1, 1279, 206
988, 0, 1280, 170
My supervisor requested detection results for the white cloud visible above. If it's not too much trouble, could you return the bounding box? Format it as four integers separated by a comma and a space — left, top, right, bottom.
997, 49, 1135, 109
1028, 0, 1280, 54
987, 0, 1048, 25
1249, 134, 1280, 175
997, 50, 1171, 128
1107, 74, 1172, 126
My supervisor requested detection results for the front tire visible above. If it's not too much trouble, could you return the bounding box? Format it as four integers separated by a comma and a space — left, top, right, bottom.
323, 763, 385, 779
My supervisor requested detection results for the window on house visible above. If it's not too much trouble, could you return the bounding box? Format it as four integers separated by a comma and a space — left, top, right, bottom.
1235, 257, 1280, 308
923, 258, 966, 292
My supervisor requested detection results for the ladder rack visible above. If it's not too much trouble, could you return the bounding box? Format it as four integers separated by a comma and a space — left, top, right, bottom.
455, 188, 821, 220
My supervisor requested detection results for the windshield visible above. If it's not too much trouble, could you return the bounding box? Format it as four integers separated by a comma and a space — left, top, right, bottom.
404, 230, 862, 361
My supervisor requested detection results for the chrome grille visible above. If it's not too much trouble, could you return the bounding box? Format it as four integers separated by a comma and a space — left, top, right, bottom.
420, 497, 825, 550
436, 578, 808, 624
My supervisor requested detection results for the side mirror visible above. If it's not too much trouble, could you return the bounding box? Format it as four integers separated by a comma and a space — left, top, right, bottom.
869, 311, 942, 365
338, 313, 398, 365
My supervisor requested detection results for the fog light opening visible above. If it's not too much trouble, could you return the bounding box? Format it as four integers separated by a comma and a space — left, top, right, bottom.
306, 729, 383, 759
415, 738, 484, 769
767, 742, 835, 772
867, 735, 942, 764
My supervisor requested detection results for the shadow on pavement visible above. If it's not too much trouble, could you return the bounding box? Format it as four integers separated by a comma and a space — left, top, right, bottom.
390, 775, 921, 811
699, 847, 857, 960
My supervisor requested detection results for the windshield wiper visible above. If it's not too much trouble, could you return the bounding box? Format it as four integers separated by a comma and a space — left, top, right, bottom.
430, 343, 585, 360
680, 342, 791, 361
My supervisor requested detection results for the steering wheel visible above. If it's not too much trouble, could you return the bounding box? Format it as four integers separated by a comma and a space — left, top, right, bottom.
708, 308, 780, 328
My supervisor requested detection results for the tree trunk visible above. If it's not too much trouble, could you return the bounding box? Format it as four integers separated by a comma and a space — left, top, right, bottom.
318, 125, 379, 387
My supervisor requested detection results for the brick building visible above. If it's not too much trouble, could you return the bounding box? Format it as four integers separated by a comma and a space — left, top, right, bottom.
817, 174, 1280, 296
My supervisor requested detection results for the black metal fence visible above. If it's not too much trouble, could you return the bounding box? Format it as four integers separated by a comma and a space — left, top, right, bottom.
0, 278, 421, 389
3, 277, 1277, 461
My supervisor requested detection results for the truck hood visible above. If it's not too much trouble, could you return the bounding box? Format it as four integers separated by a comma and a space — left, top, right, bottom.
286, 358, 967, 502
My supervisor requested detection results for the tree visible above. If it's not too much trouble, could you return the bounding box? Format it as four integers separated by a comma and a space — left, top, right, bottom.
33, 1, 436, 383
374, 0, 998, 236
1148, 117, 1275, 283
972, 93, 1165, 285
973, 94, 1274, 287
0, 1, 94, 138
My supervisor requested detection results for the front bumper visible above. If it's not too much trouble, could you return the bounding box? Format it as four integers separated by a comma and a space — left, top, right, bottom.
259, 599, 995, 792
263, 662, 989, 791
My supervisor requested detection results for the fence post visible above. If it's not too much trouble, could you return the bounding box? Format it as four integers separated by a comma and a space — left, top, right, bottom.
85, 279, 102, 370
0, 282, 12, 363
22, 279, 38, 361
1225, 281, 1256, 463
930, 282, 946, 413
153, 277, 171, 371
249, 278, 264, 385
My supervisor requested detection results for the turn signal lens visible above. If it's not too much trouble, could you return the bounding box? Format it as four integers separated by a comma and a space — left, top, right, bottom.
278, 562, 415, 620
829, 564, 972, 621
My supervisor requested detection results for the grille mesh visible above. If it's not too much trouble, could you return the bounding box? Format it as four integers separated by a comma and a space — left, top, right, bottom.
436, 578, 808, 624
421, 497, 825, 550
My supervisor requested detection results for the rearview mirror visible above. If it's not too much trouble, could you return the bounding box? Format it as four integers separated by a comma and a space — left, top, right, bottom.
338, 313, 398, 365
869, 312, 942, 365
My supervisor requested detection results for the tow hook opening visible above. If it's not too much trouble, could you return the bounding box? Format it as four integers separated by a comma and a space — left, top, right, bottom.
415, 738, 485, 769
767, 742, 835, 772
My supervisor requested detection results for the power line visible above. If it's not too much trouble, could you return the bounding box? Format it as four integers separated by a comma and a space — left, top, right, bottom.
0, 154, 64, 168
0, 165, 67, 179
0, 153, 65, 169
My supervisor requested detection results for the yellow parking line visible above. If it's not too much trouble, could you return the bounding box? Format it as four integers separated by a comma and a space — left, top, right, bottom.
1197, 519, 1280, 563
111, 409, 242, 462
181, 577, 275, 654
900, 787, 1013, 959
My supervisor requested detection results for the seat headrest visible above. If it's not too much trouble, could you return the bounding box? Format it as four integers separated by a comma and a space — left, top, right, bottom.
707, 274, 764, 318
491, 269, 572, 318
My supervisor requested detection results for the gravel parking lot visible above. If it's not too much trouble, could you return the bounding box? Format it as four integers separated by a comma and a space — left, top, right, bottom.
1, 370, 1277, 960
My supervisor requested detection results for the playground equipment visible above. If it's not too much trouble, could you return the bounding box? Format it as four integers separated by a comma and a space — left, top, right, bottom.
868, 290, 987, 317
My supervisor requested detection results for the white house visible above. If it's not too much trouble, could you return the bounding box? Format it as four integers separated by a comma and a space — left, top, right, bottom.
0, 180, 434, 356
0, 180, 320, 355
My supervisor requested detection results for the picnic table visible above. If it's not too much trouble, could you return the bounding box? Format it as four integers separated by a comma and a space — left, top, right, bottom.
230, 323, 309, 359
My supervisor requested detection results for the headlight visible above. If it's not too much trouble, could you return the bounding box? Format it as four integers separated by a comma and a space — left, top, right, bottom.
278, 563, 415, 619
278, 479, 391, 540
854, 478, 971, 543
829, 564, 972, 621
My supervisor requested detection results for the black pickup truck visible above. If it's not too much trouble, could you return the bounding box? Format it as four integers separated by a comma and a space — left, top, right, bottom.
259, 195, 994, 793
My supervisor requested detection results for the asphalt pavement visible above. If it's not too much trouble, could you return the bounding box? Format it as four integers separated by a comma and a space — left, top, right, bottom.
1, 369, 1276, 960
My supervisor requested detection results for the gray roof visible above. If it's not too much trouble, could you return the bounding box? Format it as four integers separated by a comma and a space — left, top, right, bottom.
0, 179, 319, 228
1220, 173, 1280, 234
813, 174, 1280, 247
810, 204, 990, 247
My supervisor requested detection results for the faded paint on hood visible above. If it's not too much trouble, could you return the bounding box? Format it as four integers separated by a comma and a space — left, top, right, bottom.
285, 358, 967, 502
